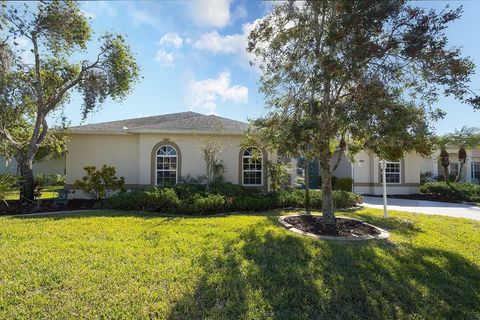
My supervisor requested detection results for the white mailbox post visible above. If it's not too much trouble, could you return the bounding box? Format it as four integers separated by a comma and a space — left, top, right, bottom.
379, 160, 388, 218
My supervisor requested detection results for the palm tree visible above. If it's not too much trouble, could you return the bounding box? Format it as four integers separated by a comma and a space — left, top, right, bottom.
433, 135, 452, 185
449, 127, 480, 182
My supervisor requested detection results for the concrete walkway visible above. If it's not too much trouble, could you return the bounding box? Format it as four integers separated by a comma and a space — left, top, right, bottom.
362, 196, 480, 221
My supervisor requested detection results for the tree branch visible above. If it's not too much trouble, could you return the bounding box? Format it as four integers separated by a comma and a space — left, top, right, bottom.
44, 46, 108, 114
31, 31, 43, 108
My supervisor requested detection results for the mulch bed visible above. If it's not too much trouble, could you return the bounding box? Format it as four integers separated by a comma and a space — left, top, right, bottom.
0, 199, 98, 215
285, 215, 381, 238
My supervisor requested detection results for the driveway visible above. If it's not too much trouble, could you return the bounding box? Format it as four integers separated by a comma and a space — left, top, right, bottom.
362, 196, 480, 221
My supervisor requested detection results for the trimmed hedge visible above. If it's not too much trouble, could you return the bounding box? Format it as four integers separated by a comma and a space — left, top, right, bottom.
100, 181, 363, 215
420, 182, 480, 202
332, 177, 353, 192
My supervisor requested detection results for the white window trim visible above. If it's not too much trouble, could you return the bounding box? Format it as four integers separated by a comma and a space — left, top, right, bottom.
471, 161, 480, 179
242, 147, 263, 187
156, 145, 178, 185
382, 161, 401, 185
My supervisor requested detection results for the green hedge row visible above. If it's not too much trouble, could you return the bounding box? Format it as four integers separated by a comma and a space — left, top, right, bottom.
420, 182, 480, 202
100, 181, 363, 215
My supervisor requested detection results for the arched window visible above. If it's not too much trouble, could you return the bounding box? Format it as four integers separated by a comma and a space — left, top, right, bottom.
242, 147, 263, 186
156, 145, 178, 185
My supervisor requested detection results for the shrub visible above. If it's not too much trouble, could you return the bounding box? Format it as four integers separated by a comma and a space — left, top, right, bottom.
74, 165, 125, 199
173, 181, 206, 199
0, 174, 19, 205
420, 182, 480, 202
333, 191, 363, 208
102, 187, 180, 212
101, 182, 362, 214
233, 193, 277, 211
333, 177, 353, 192
148, 187, 180, 211
35, 174, 66, 187
190, 194, 227, 215
208, 180, 258, 197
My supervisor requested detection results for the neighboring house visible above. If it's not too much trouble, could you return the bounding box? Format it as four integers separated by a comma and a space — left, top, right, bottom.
418, 147, 480, 183
65, 112, 276, 196
295, 148, 480, 196
294, 151, 422, 195
0, 156, 65, 176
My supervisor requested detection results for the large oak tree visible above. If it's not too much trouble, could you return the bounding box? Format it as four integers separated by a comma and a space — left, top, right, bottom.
248, 0, 479, 226
0, 1, 140, 201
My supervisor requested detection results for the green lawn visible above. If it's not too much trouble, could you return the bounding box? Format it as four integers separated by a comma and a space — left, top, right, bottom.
5, 185, 63, 201
0, 209, 479, 319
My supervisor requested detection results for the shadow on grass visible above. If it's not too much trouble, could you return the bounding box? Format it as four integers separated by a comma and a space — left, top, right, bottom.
167, 224, 480, 320
4, 210, 231, 220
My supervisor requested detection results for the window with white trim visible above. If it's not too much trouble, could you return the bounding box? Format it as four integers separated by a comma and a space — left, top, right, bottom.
242, 147, 263, 186
381, 161, 401, 184
472, 161, 480, 179
156, 145, 178, 185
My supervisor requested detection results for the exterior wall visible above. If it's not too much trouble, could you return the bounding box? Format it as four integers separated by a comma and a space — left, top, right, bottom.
66, 134, 140, 185
0, 156, 65, 175
66, 132, 275, 193
352, 151, 421, 195
138, 133, 274, 190
331, 150, 351, 179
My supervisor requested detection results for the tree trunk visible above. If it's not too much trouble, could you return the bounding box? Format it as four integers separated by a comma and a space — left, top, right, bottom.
442, 165, 449, 185
455, 162, 464, 183
304, 159, 311, 214
17, 154, 35, 201
319, 151, 335, 226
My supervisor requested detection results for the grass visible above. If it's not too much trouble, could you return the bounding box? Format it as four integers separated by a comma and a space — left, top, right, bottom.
0, 209, 479, 319
5, 185, 63, 200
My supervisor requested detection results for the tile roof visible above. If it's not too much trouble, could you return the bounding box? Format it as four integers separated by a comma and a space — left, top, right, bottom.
71, 111, 248, 134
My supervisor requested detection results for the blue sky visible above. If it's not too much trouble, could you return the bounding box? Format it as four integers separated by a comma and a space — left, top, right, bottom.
54, 1, 480, 134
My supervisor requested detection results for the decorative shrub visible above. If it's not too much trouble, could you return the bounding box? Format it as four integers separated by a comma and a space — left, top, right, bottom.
101, 181, 363, 214
420, 182, 480, 202
190, 194, 227, 215
332, 177, 353, 192
74, 165, 125, 199
35, 174, 66, 187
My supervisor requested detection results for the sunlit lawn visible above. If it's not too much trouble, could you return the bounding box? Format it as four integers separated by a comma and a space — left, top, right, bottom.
5, 185, 63, 201
0, 208, 479, 319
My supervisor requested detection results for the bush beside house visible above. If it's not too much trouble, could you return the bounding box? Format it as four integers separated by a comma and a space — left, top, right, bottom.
100, 181, 362, 215
420, 182, 480, 202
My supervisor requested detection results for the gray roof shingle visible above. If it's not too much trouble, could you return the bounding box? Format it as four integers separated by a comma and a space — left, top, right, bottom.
71, 112, 248, 134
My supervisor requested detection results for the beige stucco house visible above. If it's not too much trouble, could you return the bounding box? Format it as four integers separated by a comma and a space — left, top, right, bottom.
65, 112, 275, 194
8, 111, 474, 197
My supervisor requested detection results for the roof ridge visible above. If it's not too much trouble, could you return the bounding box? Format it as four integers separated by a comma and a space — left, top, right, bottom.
71, 111, 203, 129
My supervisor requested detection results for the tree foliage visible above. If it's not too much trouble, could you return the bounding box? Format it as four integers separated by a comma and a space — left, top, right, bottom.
74, 165, 126, 200
247, 1, 479, 225
0, 1, 140, 200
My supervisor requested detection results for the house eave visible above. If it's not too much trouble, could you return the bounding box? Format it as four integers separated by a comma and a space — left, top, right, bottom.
70, 129, 245, 136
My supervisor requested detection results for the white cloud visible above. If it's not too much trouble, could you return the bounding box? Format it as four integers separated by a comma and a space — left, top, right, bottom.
158, 33, 183, 48
187, 70, 248, 114
192, 31, 243, 54
189, 0, 231, 28
192, 20, 261, 71
155, 50, 174, 67
131, 9, 162, 30
81, 2, 117, 18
